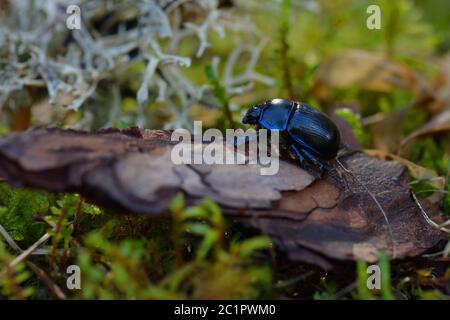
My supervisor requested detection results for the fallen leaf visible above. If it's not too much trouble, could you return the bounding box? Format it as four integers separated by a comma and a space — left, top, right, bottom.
311, 50, 420, 100
427, 54, 450, 115
398, 109, 450, 153
366, 149, 442, 183
371, 107, 410, 152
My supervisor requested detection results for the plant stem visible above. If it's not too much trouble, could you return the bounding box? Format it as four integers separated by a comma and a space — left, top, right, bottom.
279, 0, 295, 100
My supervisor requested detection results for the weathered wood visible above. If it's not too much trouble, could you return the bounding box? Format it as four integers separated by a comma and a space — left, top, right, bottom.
0, 128, 445, 269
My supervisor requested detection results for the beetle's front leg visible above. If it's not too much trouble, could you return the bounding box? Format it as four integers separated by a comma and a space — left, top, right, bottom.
289, 144, 308, 169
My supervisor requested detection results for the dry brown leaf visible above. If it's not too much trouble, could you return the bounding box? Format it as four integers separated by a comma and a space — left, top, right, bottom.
398, 109, 450, 153
427, 54, 450, 115
311, 50, 419, 100
366, 149, 441, 182
366, 149, 445, 204
370, 108, 411, 152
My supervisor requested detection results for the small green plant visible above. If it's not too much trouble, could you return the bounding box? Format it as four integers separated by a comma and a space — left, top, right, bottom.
171, 194, 272, 299
356, 260, 376, 300
313, 279, 340, 300
0, 240, 34, 299
73, 194, 272, 299
0, 183, 48, 244
378, 252, 395, 300
205, 65, 235, 129
442, 174, 450, 216
355, 252, 394, 300
277, 0, 295, 100
335, 107, 368, 146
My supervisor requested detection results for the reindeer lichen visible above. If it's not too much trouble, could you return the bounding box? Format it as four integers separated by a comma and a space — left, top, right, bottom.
0, 0, 272, 130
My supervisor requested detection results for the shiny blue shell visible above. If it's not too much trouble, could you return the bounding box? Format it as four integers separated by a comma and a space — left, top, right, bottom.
258, 99, 340, 160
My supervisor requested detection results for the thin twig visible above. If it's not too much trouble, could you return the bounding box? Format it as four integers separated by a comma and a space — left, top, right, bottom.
8, 233, 51, 270
73, 197, 83, 237
444, 241, 450, 258
333, 282, 357, 299
0, 223, 50, 255
274, 270, 315, 289
0, 223, 23, 252
26, 261, 67, 300
411, 191, 450, 234
416, 189, 450, 195
50, 207, 68, 269
0, 232, 51, 284
0, 218, 71, 298
279, 0, 296, 100
422, 241, 450, 258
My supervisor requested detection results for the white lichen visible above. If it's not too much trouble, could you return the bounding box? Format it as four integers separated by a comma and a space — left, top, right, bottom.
0, 0, 273, 129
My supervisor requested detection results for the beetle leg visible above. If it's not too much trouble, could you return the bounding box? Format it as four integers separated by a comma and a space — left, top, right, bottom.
299, 148, 325, 176
289, 144, 307, 168
329, 163, 350, 191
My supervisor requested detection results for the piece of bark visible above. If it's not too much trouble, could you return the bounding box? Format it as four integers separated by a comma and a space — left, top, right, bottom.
0, 128, 446, 269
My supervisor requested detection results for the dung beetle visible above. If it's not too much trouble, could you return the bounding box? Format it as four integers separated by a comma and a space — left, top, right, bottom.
242, 98, 340, 175
242, 99, 399, 256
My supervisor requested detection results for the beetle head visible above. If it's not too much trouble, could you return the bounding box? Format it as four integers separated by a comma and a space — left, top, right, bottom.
243, 104, 263, 124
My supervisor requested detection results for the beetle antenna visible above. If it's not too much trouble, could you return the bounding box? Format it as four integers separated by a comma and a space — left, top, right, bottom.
335, 156, 397, 259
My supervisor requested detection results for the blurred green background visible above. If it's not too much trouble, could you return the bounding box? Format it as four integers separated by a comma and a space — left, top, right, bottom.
0, 0, 449, 300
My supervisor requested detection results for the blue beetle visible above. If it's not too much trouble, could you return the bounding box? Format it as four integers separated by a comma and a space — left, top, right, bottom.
243, 100, 399, 256
242, 98, 340, 175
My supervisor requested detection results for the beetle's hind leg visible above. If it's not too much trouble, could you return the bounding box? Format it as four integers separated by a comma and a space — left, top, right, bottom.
328, 161, 351, 191
289, 144, 324, 177
300, 148, 325, 177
